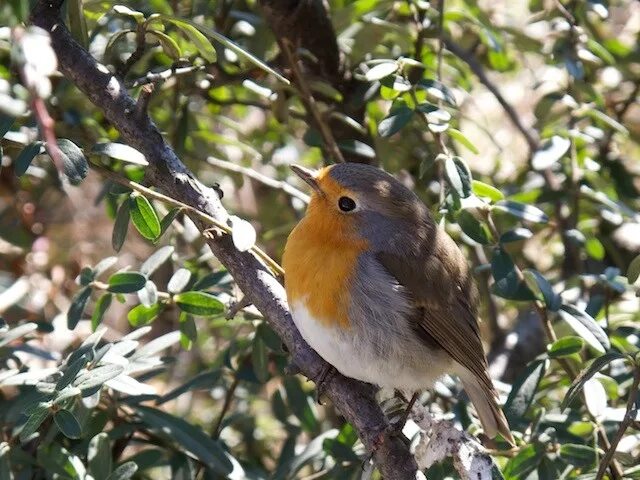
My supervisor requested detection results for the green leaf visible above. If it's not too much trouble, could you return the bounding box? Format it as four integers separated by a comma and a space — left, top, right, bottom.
88, 433, 112, 480
561, 351, 626, 410
378, 104, 414, 137
503, 444, 544, 480
157, 370, 221, 405
531, 136, 570, 170
504, 359, 548, 426
500, 228, 532, 243
174, 291, 225, 317
92, 142, 148, 165
179, 313, 197, 347
449, 128, 479, 154
336, 139, 375, 159
112, 200, 131, 252
164, 17, 216, 62
135, 406, 233, 475
284, 377, 318, 432
364, 61, 397, 81
53, 386, 81, 405
252, 336, 269, 383
129, 194, 161, 240
493, 200, 549, 223
548, 336, 584, 358
107, 272, 147, 293
0, 115, 14, 137
417, 79, 457, 107
147, 30, 181, 59
586, 108, 629, 135
158, 208, 181, 239
472, 180, 504, 202
14, 141, 44, 176
74, 364, 124, 394
628, 254, 640, 284
91, 294, 112, 331
456, 210, 490, 244
559, 444, 596, 468
67, 0, 89, 48
491, 248, 536, 301
54, 409, 82, 439
444, 156, 472, 198
128, 303, 160, 327
140, 245, 175, 276
56, 352, 90, 390
522, 269, 561, 311
68, 286, 93, 330
558, 304, 610, 353
585, 237, 605, 260
113, 5, 145, 23
57, 138, 88, 185
19, 403, 50, 442
162, 16, 288, 84
105, 461, 138, 480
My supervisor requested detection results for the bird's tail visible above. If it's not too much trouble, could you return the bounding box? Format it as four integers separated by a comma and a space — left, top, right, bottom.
460, 371, 515, 446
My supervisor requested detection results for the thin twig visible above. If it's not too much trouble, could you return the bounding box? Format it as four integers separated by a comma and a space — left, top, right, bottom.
208, 157, 309, 204
127, 65, 205, 88
211, 375, 240, 438
595, 368, 640, 480
135, 83, 155, 121
94, 165, 285, 277
436, 0, 446, 82
118, 24, 146, 77
280, 39, 345, 164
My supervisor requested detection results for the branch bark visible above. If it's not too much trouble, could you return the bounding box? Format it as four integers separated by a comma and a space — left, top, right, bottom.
29, 2, 417, 478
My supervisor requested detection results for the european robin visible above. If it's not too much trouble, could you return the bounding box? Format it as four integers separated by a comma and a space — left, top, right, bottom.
282, 162, 514, 445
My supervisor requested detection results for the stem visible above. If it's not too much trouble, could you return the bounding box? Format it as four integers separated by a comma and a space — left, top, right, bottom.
95, 165, 285, 277
211, 375, 240, 438
207, 157, 310, 204
280, 40, 345, 164
595, 368, 640, 480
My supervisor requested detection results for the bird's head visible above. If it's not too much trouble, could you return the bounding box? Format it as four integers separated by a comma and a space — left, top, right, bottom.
290, 163, 434, 252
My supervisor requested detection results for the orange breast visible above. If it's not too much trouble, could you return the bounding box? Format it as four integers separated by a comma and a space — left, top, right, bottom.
283, 194, 367, 329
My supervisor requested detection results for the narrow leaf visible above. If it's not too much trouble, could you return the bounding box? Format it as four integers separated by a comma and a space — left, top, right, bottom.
174, 291, 225, 317
561, 351, 625, 410
68, 286, 93, 329
112, 200, 130, 252
107, 272, 147, 294
129, 194, 161, 240
54, 409, 82, 439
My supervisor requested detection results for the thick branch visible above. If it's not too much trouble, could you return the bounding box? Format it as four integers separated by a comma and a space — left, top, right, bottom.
29, 2, 416, 478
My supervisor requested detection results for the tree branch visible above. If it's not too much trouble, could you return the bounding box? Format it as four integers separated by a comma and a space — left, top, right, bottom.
29, 2, 417, 478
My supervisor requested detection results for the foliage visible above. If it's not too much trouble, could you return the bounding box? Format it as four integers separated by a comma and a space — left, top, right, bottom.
1, 0, 640, 479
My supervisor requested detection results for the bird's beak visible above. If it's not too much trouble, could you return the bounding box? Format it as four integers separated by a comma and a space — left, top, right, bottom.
290, 164, 321, 194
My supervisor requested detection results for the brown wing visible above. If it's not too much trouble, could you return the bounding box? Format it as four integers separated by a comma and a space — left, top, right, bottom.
376, 228, 491, 387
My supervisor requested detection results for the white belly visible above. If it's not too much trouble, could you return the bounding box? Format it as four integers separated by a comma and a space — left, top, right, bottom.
290, 301, 448, 391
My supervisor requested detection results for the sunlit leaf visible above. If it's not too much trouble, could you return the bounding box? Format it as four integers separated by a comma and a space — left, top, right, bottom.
174, 291, 225, 316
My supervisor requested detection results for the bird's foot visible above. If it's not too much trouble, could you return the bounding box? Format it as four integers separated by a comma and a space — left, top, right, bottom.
389, 391, 420, 438
313, 364, 336, 405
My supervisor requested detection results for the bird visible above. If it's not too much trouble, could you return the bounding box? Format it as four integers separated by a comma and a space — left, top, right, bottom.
282, 162, 514, 445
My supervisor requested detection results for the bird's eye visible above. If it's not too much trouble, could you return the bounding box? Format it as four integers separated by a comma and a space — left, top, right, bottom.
338, 196, 356, 212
